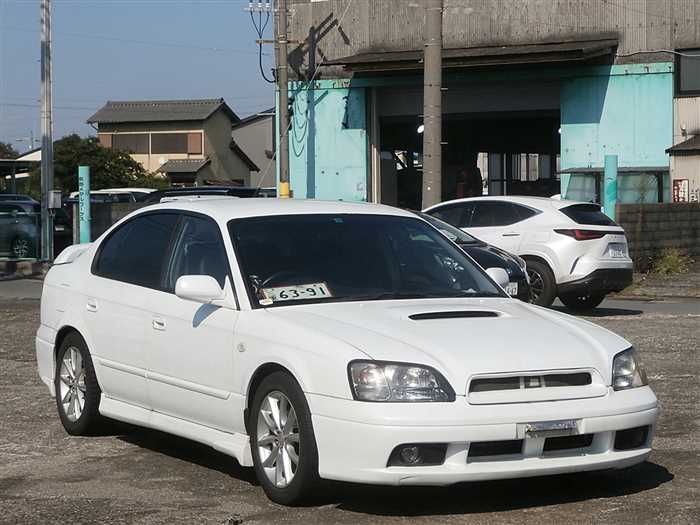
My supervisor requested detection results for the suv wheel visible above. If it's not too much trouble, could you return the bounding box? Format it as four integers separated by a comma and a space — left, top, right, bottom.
559, 291, 606, 311
250, 372, 319, 505
55, 332, 104, 435
526, 260, 557, 307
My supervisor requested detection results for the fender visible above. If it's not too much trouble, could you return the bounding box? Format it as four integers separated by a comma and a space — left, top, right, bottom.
520, 249, 559, 278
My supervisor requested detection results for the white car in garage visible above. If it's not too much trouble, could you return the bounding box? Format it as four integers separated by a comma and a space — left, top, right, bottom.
37, 198, 656, 505
424, 196, 634, 309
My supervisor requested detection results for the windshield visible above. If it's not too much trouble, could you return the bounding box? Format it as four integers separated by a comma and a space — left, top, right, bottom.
229, 214, 504, 307
414, 211, 480, 244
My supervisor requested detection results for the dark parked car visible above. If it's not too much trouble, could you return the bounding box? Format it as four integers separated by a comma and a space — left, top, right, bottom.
146, 186, 276, 202
0, 193, 38, 203
0, 201, 40, 258
415, 211, 531, 302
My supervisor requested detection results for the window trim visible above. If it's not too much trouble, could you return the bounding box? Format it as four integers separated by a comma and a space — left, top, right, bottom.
675, 48, 700, 98
91, 210, 182, 292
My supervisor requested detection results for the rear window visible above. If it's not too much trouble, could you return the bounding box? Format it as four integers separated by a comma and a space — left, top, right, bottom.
560, 204, 616, 226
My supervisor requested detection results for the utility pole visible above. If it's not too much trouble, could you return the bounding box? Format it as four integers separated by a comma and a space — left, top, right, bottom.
275, 0, 291, 198
421, 0, 443, 209
40, 0, 54, 261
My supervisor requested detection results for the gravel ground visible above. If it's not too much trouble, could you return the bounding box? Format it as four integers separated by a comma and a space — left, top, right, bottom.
1, 297, 698, 525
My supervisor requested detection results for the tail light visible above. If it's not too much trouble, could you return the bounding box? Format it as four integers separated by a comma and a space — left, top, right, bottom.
554, 229, 616, 241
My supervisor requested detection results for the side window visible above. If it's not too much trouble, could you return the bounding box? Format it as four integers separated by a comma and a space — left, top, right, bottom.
165, 215, 229, 291
94, 213, 179, 288
470, 201, 521, 227
429, 203, 472, 228
513, 203, 539, 222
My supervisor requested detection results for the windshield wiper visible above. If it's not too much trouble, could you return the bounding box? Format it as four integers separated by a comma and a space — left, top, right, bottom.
349, 292, 436, 301
348, 290, 504, 301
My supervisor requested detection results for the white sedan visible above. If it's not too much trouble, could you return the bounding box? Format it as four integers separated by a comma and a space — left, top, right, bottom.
36, 198, 658, 505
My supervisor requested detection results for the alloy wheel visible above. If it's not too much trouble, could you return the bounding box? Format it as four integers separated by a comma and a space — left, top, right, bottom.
256, 391, 300, 488
527, 268, 544, 302
58, 346, 87, 422
12, 238, 30, 258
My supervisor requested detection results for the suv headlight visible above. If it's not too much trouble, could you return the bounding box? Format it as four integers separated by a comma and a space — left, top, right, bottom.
348, 361, 455, 402
612, 347, 648, 390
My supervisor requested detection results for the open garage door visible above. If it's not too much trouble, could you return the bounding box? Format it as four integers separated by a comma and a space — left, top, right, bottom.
372, 79, 562, 209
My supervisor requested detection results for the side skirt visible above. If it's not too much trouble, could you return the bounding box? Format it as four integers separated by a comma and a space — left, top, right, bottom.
99, 394, 253, 467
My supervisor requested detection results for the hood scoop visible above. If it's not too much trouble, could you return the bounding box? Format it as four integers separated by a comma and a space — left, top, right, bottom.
409, 310, 500, 321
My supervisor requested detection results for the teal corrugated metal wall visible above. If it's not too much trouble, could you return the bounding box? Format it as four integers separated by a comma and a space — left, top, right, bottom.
284, 80, 367, 201
276, 64, 673, 204
560, 63, 673, 202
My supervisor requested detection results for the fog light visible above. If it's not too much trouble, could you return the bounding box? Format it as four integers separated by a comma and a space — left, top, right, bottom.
387, 443, 447, 467
400, 446, 421, 464
614, 426, 649, 450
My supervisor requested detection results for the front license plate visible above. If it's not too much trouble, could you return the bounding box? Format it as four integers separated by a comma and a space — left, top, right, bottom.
261, 282, 331, 303
518, 419, 580, 439
505, 282, 518, 296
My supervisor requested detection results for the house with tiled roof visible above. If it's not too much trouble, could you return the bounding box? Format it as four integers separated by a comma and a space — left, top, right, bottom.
87, 98, 259, 186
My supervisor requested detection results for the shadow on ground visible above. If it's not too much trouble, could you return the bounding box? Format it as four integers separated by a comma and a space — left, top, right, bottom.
102, 421, 672, 516
106, 422, 258, 484
324, 462, 673, 516
551, 306, 643, 317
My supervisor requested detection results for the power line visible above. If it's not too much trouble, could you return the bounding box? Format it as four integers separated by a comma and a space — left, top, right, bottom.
0, 25, 270, 56
256, 0, 355, 189
247, 0, 276, 84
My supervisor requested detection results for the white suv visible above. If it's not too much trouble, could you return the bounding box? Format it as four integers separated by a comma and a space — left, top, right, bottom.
424, 196, 633, 309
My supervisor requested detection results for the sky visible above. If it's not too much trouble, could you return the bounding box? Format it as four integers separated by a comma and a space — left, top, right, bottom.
0, 0, 276, 152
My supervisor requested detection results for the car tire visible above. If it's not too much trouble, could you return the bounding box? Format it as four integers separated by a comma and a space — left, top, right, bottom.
525, 260, 557, 307
250, 371, 319, 506
11, 236, 33, 259
559, 291, 606, 311
54, 332, 104, 435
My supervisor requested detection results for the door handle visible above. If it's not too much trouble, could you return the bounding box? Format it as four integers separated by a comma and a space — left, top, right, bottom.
86, 299, 98, 312
152, 318, 166, 331
502, 232, 521, 237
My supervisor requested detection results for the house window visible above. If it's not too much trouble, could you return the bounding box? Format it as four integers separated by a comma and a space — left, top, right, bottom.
151, 133, 202, 154
187, 132, 202, 154
676, 49, 700, 96
112, 133, 149, 154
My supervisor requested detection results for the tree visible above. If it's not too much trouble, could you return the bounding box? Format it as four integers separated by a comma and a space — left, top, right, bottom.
0, 141, 19, 159
26, 134, 167, 197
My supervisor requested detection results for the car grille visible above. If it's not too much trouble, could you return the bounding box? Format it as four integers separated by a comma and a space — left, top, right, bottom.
469, 372, 592, 393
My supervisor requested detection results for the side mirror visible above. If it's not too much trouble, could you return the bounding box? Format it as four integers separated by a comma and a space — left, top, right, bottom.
486, 267, 510, 290
175, 275, 225, 304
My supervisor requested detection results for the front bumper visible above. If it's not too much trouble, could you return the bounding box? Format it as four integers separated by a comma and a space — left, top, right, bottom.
307, 386, 657, 486
558, 268, 633, 295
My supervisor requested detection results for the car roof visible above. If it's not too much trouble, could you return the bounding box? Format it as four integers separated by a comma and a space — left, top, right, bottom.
141, 198, 415, 223
424, 195, 590, 212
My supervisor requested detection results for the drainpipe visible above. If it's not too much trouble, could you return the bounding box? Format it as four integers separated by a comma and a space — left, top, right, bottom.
421, 0, 443, 209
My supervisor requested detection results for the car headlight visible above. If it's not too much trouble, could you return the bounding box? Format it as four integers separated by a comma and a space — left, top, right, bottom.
515, 255, 527, 272
348, 361, 455, 402
612, 347, 648, 390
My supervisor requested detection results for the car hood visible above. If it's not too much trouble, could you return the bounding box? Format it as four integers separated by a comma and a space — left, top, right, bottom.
266, 298, 629, 395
